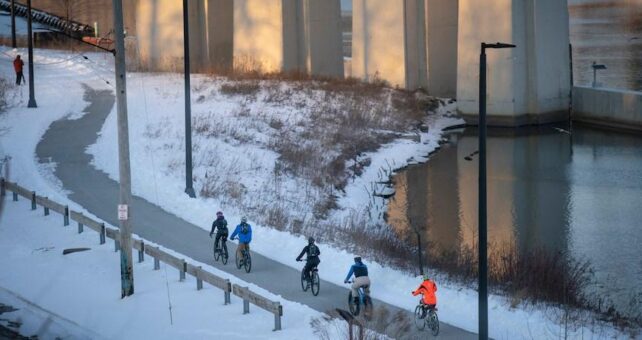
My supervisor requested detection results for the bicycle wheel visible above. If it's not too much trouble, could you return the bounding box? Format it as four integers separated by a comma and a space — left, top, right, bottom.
301, 270, 309, 291
363, 295, 373, 320
221, 247, 228, 265
244, 252, 252, 273
235, 250, 242, 269
414, 305, 426, 330
213, 246, 220, 262
428, 310, 440, 336
348, 292, 359, 316
311, 271, 320, 296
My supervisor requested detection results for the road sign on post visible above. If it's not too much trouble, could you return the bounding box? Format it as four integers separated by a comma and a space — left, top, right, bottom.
118, 204, 128, 220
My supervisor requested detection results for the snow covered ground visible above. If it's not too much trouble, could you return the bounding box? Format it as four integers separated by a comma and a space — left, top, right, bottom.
0, 195, 343, 339
0, 46, 631, 339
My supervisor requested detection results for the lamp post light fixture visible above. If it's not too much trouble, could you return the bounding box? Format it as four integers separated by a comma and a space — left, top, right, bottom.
591, 61, 606, 88
478, 41, 515, 340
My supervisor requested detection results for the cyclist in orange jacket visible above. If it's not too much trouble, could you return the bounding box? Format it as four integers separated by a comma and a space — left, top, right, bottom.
412, 275, 437, 312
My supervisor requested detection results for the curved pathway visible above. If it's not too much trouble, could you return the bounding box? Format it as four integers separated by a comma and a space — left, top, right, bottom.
36, 85, 476, 339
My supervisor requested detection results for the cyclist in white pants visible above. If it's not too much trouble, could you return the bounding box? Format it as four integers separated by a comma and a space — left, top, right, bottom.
344, 256, 370, 304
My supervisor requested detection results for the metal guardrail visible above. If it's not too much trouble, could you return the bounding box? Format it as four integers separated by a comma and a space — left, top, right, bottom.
233, 284, 283, 331
0, 178, 284, 331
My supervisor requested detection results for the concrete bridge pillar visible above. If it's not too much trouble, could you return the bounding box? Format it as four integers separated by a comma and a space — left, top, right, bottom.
352, 0, 427, 89
207, 0, 234, 71
457, 0, 572, 126
426, 0, 458, 97
233, 0, 343, 77
135, 0, 208, 72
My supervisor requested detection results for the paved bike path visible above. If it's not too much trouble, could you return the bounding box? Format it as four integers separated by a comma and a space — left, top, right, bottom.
36, 85, 476, 339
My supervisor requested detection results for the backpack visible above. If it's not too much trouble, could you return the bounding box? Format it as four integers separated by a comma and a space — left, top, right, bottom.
240, 223, 249, 234
308, 244, 319, 257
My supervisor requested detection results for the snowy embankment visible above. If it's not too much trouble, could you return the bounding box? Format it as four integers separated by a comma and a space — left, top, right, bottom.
0, 47, 627, 339
0, 198, 324, 339
0, 48, 362, 340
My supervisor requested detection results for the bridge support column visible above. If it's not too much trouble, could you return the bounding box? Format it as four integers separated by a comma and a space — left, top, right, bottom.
457, 0, 571, 126
233, 0, 343, 77
353, 0, 440, 90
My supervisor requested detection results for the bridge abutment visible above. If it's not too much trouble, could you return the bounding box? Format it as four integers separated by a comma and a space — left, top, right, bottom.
457, 0, 572, 126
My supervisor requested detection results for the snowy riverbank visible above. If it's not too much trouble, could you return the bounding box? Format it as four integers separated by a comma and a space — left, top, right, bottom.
0, 47, 629, 339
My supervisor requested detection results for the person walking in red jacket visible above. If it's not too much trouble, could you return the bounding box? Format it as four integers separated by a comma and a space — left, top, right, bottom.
13, 55, 25, 85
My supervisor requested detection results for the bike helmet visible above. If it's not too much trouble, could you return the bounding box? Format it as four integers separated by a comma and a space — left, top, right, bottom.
308, 237, 315, 244
216, 211, 223, 217
354, 256, 362, 263
423, 274, 430, 281
241, 216, 247, 223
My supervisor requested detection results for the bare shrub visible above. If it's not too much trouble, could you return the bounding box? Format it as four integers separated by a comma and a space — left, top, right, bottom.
219, 82, 260, 97
311, 306, 411, 340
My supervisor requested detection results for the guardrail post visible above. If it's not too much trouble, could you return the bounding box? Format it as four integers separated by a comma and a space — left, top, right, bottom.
274, 303, 283, 331
43, 198, 49, 216
99, 223, 106, 244
180, 260, 186, 281
1, 178, 5, 196
114, 238, 121, 252
63, 206, 69, 226
138, 241, 144, 263
12, 189, 17, 201
196, 266, 203, 290
154, 255, 160, 270
224, 280, 231, 305
242, 287, 250, 314
78, 216, 84, 233
31, 192, 36, 210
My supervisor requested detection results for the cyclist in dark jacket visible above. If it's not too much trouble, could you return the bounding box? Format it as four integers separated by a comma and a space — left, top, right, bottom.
296, 237, 321, 279
209, 211, 228, 257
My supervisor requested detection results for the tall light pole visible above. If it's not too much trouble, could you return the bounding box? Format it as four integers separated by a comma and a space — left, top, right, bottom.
10, 0, 16, 48
26, 0, 37, 108
478, 42, 515, 340
113, 0, 134, 297
183, 0, 196, 198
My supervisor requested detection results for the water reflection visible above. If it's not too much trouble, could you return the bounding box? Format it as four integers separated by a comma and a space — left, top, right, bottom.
388, 124, 642, 310
570, 0, 642, 90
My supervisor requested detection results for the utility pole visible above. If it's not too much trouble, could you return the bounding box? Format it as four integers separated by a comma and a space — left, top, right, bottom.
10, 0, 16, 48
26, 0, 37, 108
183, 0, 195, 198
112, 0, 134, 297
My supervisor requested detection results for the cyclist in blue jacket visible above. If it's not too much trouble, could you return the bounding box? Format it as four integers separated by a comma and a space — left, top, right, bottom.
230, 217, 252, 262
344, 256, 370, 304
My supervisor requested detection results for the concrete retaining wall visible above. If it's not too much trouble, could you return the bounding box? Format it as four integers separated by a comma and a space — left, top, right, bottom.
572, 86, 642, 132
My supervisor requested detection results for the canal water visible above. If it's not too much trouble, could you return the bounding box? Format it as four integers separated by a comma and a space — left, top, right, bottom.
387, 124, 642, 312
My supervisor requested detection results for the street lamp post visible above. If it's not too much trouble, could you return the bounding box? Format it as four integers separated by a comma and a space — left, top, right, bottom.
26, 0, 37, 108
10, 0, 16, 48
478, 42, 515, 340
183, 0, 196, 198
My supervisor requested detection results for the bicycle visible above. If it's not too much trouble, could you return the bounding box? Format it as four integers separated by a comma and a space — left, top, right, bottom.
234, 244, 252, 273
414, 302, 439, 336
299, 259, 320, 296
212, 237, 228, 265
346, 281, 373, 318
